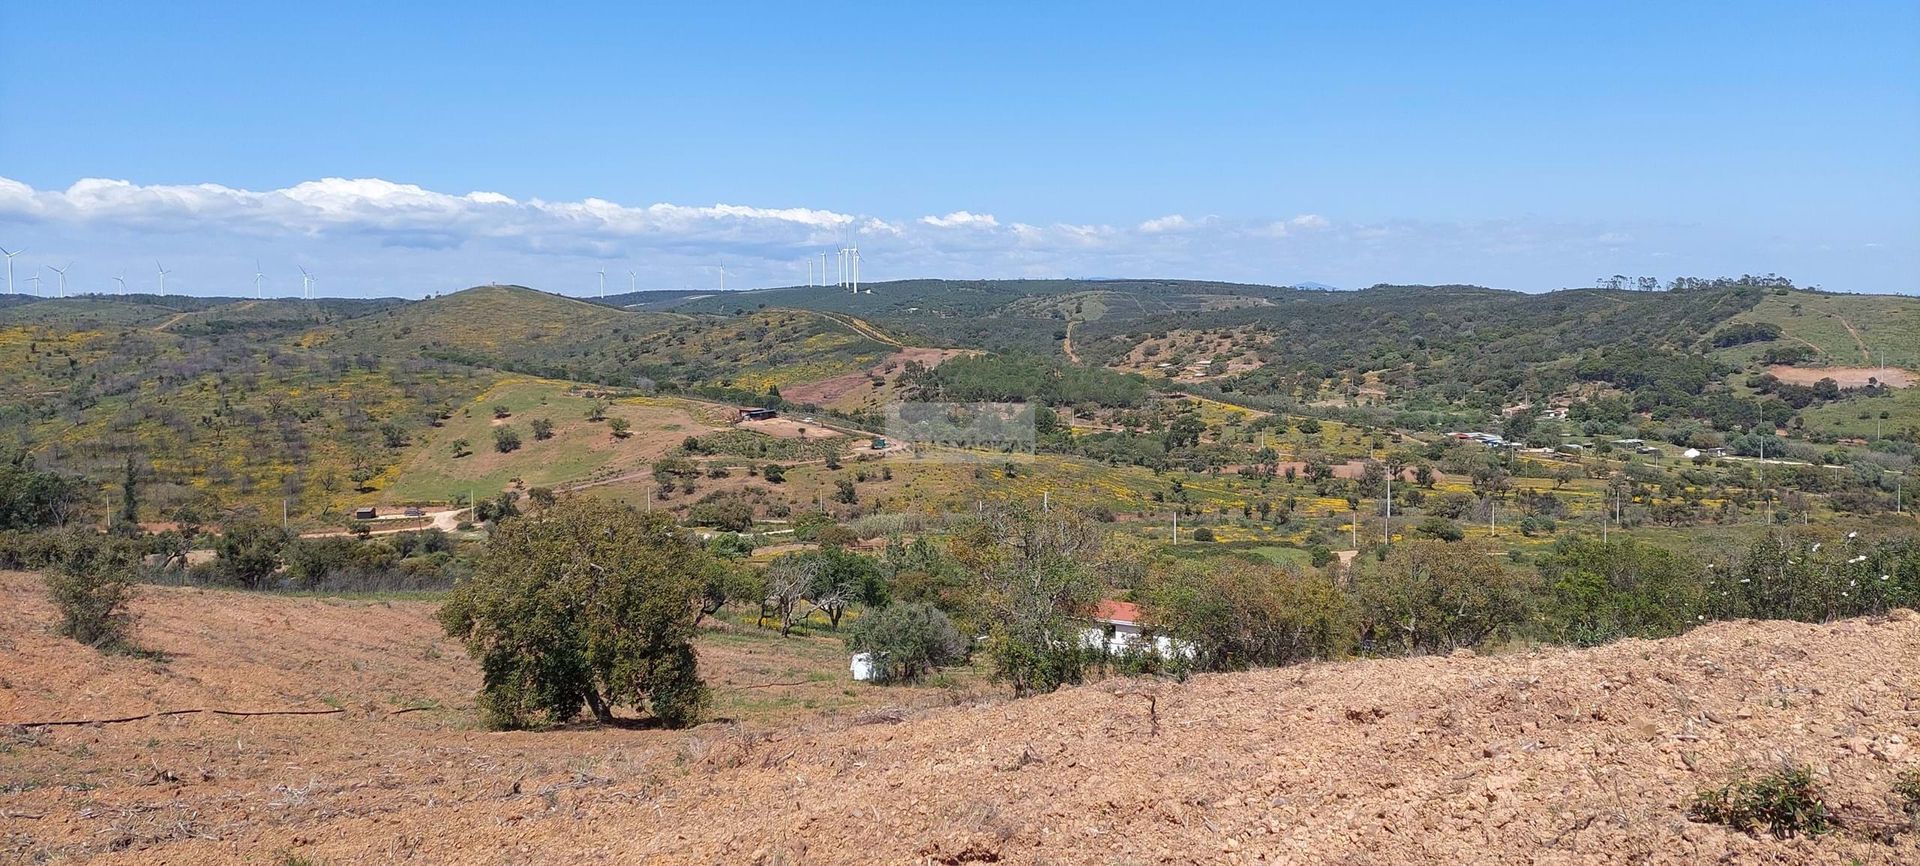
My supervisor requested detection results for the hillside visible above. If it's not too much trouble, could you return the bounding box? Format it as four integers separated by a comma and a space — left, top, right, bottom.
610, 278, 1305, 355
3, 571, 1915, 864
315, 284, 897, 395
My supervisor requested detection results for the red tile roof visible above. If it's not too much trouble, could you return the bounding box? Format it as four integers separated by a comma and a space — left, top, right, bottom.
1093, 599, 1142, 625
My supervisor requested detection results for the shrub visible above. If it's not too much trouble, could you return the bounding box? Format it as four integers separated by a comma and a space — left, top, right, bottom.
493, 426, 522, 453
1895, 768, 1920, 828
214, 522, 291, 589
439, 498, 720, 729
42, 536, 139, 650
845, 602, 967, 683
1147, 561, 1354, 672
1689, 764, 1831, 839
1190, 526, 1216, 542
1353, 540, 1532, 655
529, 418, 554, 440
954, 507, 1109, 697
1414, 516, 1464, 542
762, 463, 786, 483
1534, 536, 1704, 646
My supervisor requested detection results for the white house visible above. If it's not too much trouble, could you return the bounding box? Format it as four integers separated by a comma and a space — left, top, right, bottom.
1080, 599, 1194, 660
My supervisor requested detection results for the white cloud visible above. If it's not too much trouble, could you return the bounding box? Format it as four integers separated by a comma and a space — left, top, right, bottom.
1138, 214, 1189, 233
0, 174, 1887, 296
918, 210, 999, 228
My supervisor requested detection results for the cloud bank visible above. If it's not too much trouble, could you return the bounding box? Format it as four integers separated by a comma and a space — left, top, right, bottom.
0, 175, 1906, 297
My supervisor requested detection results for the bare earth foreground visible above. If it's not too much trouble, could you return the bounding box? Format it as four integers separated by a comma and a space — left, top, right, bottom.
3, 573, 1918, 865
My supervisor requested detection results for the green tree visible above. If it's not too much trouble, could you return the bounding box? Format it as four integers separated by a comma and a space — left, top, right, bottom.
952, 506, 1115, 696
115, 455, 140, 532
1352, 540, 1532, 655
530, 418, 555, 441
1534, 536, 1703, 646
845, 602, 967, 683
1146, 561, 1354, 672
493, 426, 522, 453
607, 417, 632, 439
215, 522, 291, 589
439, 498, 719, 729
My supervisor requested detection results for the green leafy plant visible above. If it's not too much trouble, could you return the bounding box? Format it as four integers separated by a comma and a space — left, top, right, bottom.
845, 602, 967, 683
42, 536, 139, 651
1894, 768, 1920, 828
439, 497, 719, 729
1689, 764, 1831, 839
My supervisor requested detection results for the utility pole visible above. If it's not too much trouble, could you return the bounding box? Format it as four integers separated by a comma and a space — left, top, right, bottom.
1171, 510, 1178, 543
1382, 470, 1392, 545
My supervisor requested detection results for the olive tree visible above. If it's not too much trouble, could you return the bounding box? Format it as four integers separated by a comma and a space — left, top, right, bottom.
1352, 539, 1533, 655
1146, 560, 1355, 672
952, 506, 1115, 697
845, 602, 967, 683
439, 497, 720, 729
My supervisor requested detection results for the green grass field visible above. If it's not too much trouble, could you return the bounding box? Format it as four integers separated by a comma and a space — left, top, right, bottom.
1721, 289, 1920, 367
380, 378, 733, 502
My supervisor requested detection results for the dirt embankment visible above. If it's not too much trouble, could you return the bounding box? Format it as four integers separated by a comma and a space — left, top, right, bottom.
3, 571, 1917, 864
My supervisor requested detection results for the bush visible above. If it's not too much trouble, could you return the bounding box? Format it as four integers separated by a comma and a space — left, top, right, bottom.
1413, 516, 1463, 542
1353, 540, 1532, 655
214, 522, 290, 589
1895, 768, 1920, 828
845, 602, 967, 683
1190, 526, 1215, 542
1147, 561, 1354, 672
1534, 536, 1703, 647
954, 507, 1110, 697
530, 418, 554, 440
1689, 764, 1831, 839
43, 535, 140, 650
439, 498, 720, 730
493, 426, 522, 453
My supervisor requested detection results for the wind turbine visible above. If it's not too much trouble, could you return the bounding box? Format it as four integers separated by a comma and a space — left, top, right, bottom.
155, 261, 171, 294
0, 247, 20, 294
597, 268, 606, 298
47, 262, 70, 298
112, 274, 127, 294
299, 266, 314, 299
253, 260, 265, 299
25, 269, 42, 295
627, 269, 636, 294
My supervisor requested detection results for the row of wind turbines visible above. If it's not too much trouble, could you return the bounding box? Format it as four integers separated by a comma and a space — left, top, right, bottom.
0, 247, 318, 299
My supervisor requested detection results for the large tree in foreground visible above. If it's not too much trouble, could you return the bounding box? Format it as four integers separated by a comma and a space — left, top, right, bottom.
440, 497, 719, 729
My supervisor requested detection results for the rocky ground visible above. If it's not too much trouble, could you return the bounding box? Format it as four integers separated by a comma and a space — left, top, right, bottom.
3, 571, 1917, 864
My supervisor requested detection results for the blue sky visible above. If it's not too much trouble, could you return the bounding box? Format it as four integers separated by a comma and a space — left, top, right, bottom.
1, 1, 1916, 297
